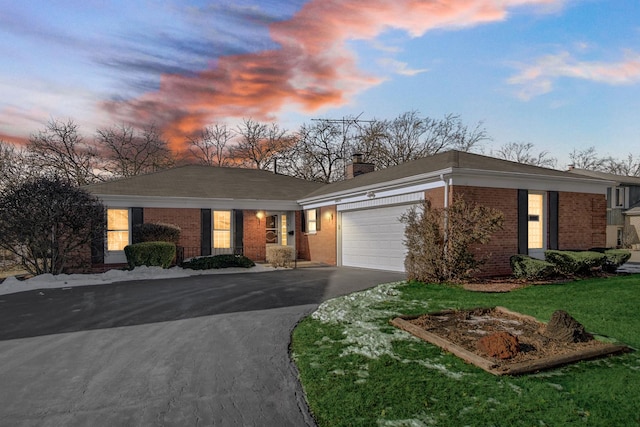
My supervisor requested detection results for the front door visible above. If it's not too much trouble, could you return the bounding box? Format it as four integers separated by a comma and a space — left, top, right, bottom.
265, 212, 294, 248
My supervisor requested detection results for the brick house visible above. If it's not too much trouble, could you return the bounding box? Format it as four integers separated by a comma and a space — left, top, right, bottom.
297, 151, 610, 276
86, 151, 610, 276
85, 166, 324, 267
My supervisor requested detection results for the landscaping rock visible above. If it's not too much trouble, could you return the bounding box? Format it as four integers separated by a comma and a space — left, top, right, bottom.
542, 310, 593, 343
477, 331, 520, 359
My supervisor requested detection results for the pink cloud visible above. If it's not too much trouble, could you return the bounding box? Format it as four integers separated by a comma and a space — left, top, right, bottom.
509, 51, 640, 100
104, 0, 562, 151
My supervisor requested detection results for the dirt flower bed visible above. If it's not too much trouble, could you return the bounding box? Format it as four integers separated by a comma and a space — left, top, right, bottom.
392, 307, 630, 375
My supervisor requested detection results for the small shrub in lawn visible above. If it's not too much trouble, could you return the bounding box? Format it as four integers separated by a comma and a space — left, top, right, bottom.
266, 246, 295, 268
510, 254, 556, 280
132, 222, 181, 244
124, 241, 176, 269
181, 254, 255, 270
544, 250, 606, 276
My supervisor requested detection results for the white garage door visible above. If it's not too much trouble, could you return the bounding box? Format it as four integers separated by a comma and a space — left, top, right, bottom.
340, 204, 414, 272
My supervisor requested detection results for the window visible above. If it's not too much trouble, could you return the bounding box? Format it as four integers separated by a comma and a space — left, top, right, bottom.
107, 209, 129, 251
306, 209, 318, 234
281, 214, 288, 246
213, 210, 231, 249
528, 194, 543, 249
615, 187, 626, 208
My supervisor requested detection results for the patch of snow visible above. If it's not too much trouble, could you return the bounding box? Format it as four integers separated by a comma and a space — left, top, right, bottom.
311, 281, 466, 379
0, 264, 275, 296
377, 413, 437, 426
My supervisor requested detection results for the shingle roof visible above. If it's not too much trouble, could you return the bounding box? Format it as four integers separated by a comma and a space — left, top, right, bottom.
567, 168, 640, 186
84, 165, 325, 200
301, 150, 577, 199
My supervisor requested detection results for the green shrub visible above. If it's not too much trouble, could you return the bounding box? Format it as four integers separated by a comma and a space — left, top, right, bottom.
544, 250, 606, 276
266, 246, 294, 268
181, 254, 255, 270
124, 241, 176, 269
132, 222, 181, 244
510, 254, 556, 280
603, 249, 632, 272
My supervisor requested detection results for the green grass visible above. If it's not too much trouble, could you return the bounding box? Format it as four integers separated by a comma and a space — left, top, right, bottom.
291, 276, 640, 427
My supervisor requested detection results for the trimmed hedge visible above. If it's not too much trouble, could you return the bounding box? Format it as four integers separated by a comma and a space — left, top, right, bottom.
510, 254, 556, 280
602, 249, 631, 272
181, 254, 255, 270
124, 241, 176, 269
544, 250, 606, 276
133, 222, 181, 244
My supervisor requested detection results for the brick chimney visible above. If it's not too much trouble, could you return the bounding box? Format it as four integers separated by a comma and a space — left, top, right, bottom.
346, 153, 374, 179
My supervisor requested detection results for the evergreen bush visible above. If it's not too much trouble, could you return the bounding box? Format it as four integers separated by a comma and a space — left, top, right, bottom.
510, 254, 556, 280
132, 222, 181, 244
544, 250, 606, 276
181, 254, 255, 270
124, 241, 176, 269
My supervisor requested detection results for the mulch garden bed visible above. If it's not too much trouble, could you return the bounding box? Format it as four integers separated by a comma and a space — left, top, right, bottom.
391, 306, 631, 375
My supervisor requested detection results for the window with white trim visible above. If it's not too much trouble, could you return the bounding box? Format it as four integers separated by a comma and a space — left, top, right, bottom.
107, 209, 129, 251
213, 210, 231, 249
614, 187, 626, 208
306, 209, 318, 234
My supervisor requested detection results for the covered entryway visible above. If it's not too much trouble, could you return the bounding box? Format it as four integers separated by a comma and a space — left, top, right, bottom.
340, 204, 415, 272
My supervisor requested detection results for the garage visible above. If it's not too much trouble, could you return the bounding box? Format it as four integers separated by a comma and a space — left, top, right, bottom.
340, 204, 416, 272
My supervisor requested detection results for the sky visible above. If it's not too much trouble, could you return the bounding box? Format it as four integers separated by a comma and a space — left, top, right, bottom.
1, 0, 639, 167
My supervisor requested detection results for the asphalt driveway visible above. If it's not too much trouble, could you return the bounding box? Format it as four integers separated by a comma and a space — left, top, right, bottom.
0, 267, 404, 426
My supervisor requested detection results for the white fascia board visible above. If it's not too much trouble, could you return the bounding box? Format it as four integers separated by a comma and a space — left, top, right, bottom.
298, 168, 453, 209
451, 169, 615, 194
298, 166, 613, 210
95, 194, 302, 211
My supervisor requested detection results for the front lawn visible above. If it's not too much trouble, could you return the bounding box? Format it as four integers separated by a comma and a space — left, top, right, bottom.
291, 276, 640, 427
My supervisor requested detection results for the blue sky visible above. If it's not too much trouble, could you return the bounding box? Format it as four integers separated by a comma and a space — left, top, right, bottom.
1, 0, 638, 167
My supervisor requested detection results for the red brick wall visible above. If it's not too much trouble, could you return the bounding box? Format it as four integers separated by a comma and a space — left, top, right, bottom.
243, 210, 266, 261
558, 192, 606, 249
307, 206, 337, 265
452, 186, 518, 276
143, 208, 201, 254
424, 187, 446, 208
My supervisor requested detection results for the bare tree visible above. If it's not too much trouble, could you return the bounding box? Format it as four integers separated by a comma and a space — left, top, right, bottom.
27, 118, 98, 186
0, 140, 34, 189
354, 112, 487, 169
602, 153, 640, 177
281, 120, 352, 182
232, 119, 293, 170
187, 123, 234, 166
96, 123, 175, 178
494, 142, 557, 168
568, 146, 606, 171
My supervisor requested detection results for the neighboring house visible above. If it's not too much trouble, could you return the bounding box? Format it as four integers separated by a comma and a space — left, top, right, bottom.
568, 168, 640, 247
84, 151, 611, 277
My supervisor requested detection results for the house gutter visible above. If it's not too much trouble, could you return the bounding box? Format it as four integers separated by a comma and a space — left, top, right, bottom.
440, 173, 450, 261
